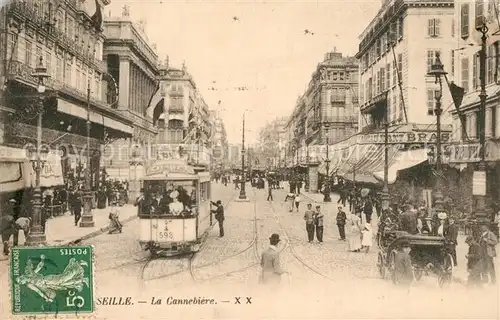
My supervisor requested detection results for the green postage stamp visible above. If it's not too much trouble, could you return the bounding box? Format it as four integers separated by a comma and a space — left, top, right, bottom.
10, 246, 94, 316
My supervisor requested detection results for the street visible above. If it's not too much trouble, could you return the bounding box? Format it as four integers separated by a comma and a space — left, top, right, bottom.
74, 183, 498, 319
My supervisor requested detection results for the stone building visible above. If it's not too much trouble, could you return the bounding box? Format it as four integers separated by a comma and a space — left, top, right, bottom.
100, 6, 160, 201
210, 110, 229, 170
147, 58, 212, 170
284, 49, 359, 192
258, 117, 287, 168
448, 0, 500, 210
0, 0, 134, 197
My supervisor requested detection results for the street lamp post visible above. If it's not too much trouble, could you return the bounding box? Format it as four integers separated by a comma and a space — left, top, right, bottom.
25, 57, 51, 246
305, 142, 310, 192
80, 79, 95, 227
239, 113, 247, 200
323, 123, 332, 202
427, 52, 446, 214
474, 24, 492, 231
381, 91, 390, 211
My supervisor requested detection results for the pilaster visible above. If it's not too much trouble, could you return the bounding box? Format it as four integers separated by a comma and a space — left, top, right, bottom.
118, 58, 130, 110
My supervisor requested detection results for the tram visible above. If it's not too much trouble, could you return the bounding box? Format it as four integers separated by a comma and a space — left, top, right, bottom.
137, 159, 212, 256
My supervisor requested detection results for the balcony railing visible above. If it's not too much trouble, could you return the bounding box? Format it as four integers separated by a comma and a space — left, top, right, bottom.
168, 105, 184, 112
7, 1, 105, 73
7, 60, 109, 110
322, 115, 358, 123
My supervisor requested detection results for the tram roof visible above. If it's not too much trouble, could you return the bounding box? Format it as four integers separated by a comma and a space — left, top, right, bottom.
142, 160, 198, 181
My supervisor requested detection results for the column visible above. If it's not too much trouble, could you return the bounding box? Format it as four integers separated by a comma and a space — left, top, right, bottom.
118, 58, 130, 110
308, 165, 319, 193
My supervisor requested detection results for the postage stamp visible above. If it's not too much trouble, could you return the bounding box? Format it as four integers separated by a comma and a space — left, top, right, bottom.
9, 246, 94, 316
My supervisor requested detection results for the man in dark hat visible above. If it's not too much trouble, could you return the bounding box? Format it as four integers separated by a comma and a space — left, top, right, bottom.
210, 200, 224, 237
394, 239, 413, 287
260, 233, 286, 284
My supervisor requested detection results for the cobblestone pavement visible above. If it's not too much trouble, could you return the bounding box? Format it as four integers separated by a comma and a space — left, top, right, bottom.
2, 182, 498, 319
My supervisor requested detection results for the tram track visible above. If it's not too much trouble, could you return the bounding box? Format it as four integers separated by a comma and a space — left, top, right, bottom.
141, 188, 261, 282
268, 199, 335, 282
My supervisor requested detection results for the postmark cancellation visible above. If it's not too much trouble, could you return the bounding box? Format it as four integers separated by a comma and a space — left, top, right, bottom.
9, 245, 95, 318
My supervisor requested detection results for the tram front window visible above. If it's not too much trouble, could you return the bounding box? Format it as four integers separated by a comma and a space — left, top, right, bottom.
141, 180, 198, 216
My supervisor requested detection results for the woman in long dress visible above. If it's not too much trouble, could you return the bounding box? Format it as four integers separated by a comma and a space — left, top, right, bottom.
347, 212, 362, 252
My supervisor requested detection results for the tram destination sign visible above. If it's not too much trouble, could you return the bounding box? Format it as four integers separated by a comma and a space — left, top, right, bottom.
145, 162, 195, 176
357, 131, 451, 144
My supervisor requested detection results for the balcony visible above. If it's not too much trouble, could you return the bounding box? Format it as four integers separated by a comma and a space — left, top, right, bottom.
168, 105, 184, 113
360, 91, 388, 115
322, 115, 358, 123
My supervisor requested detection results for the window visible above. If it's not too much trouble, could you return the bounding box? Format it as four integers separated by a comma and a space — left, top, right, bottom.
461, 58, 469, 92
473, 53, 478, 89
35, 46, 42, 64
375, 72, 379, 95
368, 78, 373, 100
476, 0, 485, 27
57, 10, 64, 33
7, 34, 17, 61
427, 50, 441, 72
392, 59, 397, 85
398, 17, 404, 39
428, 19, 441, 37
386, 64, 391, 88
64, 60, 71, 85
67, 17, 74, 40
451, 50, 455, 77
397, 53, 403, 80
487, 44, 495, 84
339, 72, 345, 80
427, 90, 438, 115
56, 55, 63, 81
380, 67, 386, 91
492, 106, 497, 137
170, 97, 183, 110
461, 4, 470, 39
25, 40, 32, 67
386, 94, 391, 121
45, 51, 52, 76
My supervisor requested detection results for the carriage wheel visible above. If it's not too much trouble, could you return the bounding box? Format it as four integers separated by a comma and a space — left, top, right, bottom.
389, 250, 398, 284
438, 254, 454, 287
377, 252, 386, 279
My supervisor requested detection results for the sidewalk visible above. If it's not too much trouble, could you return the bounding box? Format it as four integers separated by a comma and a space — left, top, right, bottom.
2, 204, 138, 250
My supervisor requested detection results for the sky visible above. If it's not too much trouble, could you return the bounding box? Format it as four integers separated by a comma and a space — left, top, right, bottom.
105, 0, 382, 144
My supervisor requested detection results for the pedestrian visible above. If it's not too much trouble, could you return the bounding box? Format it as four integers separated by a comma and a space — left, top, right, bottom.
393, 240, 413, 288
0, 214, 15, 256
284, 193, 295, 212
108, 203, 123, 234
400, 204, 418, 234
347, 212, 362, 252
260, 233, 287, 285
363, 197, 373, 223
336, 205, 347, 241
73, 194, 83, 226
267, 185, 273, 202
465, 235, 483, 287
294, 193, 301, 212
314, 205, 324, 243
211, 200, 225, 237
479, 225, 498, 284
304, 203, 315, 243
361, 223, 373, 253
13, 216, 31, 246
445, 216, 459, 266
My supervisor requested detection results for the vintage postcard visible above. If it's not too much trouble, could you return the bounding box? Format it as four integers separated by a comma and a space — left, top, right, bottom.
0, 0, 499, 319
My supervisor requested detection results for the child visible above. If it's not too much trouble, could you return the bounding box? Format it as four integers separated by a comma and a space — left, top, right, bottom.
108, 203, 123, 234
465, 235, 483, 287
394, 240, 413, 287
294, 194, 301, 212
361, 223, 373, 252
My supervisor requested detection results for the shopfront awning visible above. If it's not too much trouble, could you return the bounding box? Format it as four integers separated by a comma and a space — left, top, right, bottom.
373, 148, 429, 184
0, 146, 28, 193
57, 99, 133, 134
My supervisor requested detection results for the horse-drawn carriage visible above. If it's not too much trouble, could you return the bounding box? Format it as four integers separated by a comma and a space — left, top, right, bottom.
377, 225, 454, 287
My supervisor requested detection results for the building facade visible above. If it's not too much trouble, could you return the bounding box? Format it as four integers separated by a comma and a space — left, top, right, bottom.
258, 117, 287, 168
284, 50, 359, 192
147, 58, 212, 169
449, 0, 500, 209
100, 6, 160, 200
0, 0, 134, 196
228, 143, 241, 167
210, 110, 229, 170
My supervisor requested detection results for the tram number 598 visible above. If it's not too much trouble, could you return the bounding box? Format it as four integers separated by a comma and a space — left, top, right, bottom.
159, 231, 174, 239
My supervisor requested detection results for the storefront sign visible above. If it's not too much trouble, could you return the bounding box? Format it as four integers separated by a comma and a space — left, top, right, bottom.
444, 141, 500, 163
357, 132, 451, 145
473, 171, 487, 196
145, 161, 195, 176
